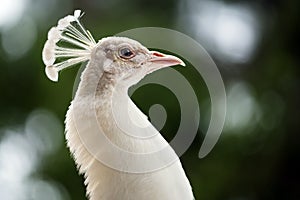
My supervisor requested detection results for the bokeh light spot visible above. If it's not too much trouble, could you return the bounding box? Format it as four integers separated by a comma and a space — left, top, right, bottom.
0, 0, 28, 29
224, 81, 261, 133
1, 17, 37, 60
177, 0, 260, 63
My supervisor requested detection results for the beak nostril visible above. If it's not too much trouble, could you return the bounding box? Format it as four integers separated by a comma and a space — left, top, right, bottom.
152, 52, 164, 57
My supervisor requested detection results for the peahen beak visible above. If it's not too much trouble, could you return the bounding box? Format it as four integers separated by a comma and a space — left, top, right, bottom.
148, 51, 185, 68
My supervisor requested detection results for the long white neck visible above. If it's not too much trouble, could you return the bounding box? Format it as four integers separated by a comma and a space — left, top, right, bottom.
65, 59, 191, 200
75, 55, 159, 143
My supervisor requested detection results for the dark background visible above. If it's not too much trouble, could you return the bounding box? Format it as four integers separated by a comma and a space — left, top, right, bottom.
0, 0, 299, 199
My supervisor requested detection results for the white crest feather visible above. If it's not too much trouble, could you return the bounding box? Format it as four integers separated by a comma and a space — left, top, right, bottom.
45, 65, 59, 82
42, 10, 96, 82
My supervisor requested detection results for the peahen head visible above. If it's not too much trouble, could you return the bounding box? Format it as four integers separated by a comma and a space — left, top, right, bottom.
42, 10, 184, 88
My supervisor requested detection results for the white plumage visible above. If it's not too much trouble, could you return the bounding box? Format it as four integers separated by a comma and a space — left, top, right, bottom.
43, 10, 194, 200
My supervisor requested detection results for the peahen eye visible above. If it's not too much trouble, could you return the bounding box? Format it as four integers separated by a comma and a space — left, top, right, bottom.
119, 47, 135, 59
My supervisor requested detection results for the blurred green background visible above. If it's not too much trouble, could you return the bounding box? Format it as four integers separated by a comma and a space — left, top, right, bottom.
0, 0, 299, 199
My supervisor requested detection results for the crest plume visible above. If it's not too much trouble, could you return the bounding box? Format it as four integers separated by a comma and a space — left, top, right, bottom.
42, 10, 96, 82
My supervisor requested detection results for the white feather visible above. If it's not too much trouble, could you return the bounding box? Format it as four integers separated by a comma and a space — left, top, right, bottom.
47, 27, 61, 42
42, 40, 56, 66
42, 10, 96, 82
45, 65, 58, 82
65, 54, 194, 200
57, 15, 76, 29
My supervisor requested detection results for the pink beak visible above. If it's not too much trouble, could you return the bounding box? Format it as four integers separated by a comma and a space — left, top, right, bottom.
148, 51, 185, 67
